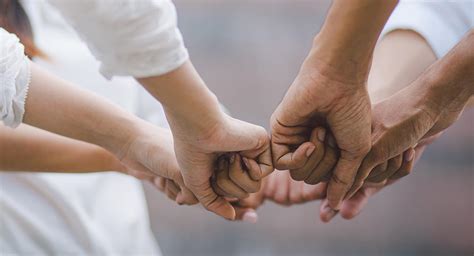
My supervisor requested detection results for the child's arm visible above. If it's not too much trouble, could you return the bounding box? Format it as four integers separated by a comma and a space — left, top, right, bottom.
0, 124, 123, 173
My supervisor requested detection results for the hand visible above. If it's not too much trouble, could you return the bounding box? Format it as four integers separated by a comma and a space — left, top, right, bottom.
263, 169, 327, 206
119, 122, 198, 205
271, 51, 372, 210
345, 79, 465, 197
215, 167, 327, 223
169, 113, 273, 220
320, 141, 431, 222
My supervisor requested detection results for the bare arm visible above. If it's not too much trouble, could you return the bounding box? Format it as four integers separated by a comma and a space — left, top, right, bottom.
0, 124, 122, 173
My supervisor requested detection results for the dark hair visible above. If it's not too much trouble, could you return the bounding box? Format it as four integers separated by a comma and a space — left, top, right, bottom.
0, 0, 46, 58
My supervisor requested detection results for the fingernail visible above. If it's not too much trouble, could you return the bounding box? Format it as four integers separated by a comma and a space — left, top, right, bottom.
242, 211, 258, 223
306, 145, 316, 157
230, 154, 236, 164
404, 149, 414, 162
317, 129, 326, 142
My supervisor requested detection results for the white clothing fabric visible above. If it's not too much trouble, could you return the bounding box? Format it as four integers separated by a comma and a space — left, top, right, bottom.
46, 0, 189, 79
0, 29, 31, 128
0, 0, 185, 128
383, 0, 474, 58
1, 1, 170, 255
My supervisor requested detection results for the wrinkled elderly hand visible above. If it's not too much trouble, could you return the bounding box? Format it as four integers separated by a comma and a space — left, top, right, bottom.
271, 54, 372, 210
320, 139, 433, 222
346, 82, 467, 197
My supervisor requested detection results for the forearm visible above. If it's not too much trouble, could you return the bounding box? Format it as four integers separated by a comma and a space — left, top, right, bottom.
137, 60, 224, 139
0, 124, 122, 173
310, 0, 399, 82
23, 62, 143, 158
368, 30, 437, 102
417, 30, 474, 114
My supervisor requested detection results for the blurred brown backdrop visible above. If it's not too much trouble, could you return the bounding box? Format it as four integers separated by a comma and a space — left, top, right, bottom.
144, 1, 474, 255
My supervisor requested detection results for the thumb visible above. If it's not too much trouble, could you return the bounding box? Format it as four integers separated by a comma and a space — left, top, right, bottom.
234, 208, 258, 223
221, 119, 269, 153
191, 182, 236, 220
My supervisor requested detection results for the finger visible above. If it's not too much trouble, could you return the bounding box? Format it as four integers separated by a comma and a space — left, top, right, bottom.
234, 208, 258, 223
223, 119, 270, 153
272, 171, 290, 205
327, 154, 365, 210
290, 128, 326, 181
215, 156, 249, 199
256, 144, 274, 178
242, 157, 263, 181
212, 180, 234, 198
389, 148, 415, 180
229, 155, 261, 193
366, 161, 388, 180
176, 185, 199, 205
319, 199, 339, 223
301, 182, 327, 202
152, 177, 166, 192
343, 156, 376, 202
166, 179, 180, 195
264, 171, 278, 198
304, 135, 338, 185
339, 187, 371, 220
272, 141, 316, 170
193, 182, 236, 220
237, 191, 265, 209
288, 179, 304, 204
367, 154, 402, 183
165, 180, 179, 201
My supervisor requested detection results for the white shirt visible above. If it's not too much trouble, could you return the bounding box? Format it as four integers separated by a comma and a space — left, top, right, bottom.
1, 0, 175, 254
0, 0, 187, 128
383, 0, 474, 58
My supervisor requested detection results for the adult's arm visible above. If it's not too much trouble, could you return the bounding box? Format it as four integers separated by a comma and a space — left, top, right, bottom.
46, 0, 273, 220
271, 0, 399, 210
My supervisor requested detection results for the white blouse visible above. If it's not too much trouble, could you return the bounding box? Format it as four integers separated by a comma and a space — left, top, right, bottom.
0, 29, 31, 128
383, 0, 473, 58
0, 0, 187, 128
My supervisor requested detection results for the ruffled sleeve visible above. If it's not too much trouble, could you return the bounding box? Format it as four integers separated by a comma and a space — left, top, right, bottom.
0, 28, 31, 128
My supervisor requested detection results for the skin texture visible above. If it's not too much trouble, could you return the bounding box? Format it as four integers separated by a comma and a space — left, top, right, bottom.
0, 124, 124, 173
211, 168, 328, 222
138, 61, 273, 220
271, 0, 399, 210
346, 30, 474, 197
22, 63, 198, 204
322, 29, 473, 222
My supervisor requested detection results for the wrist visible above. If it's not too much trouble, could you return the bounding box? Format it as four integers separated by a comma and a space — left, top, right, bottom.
94, 114, 145, 160
308, 37, 372, 85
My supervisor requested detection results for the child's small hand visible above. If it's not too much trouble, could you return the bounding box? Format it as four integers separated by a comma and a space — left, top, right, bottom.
211, 153, 262, 199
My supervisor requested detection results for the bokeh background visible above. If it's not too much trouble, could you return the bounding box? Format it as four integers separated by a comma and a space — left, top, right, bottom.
0, 0, 470, 255
143, 1, 474, 256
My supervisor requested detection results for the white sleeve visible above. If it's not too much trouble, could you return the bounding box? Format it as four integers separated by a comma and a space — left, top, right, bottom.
382, 0, 474, 58
46, 0, 189, 79
0, 28, 31, 128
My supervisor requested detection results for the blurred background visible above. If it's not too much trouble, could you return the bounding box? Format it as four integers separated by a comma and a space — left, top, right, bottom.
143, 1, 474, 256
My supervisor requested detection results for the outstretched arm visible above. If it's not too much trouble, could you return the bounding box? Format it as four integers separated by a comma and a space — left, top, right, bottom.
271, 0, 399, 210
0, 124, 123, 173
